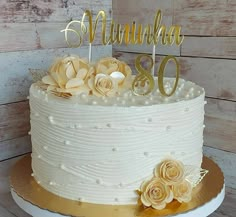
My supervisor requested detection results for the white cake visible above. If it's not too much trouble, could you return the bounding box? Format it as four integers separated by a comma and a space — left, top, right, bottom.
29, 71, 205, 205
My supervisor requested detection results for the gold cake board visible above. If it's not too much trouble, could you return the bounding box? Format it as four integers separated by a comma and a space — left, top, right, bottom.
10, 155, 225, 217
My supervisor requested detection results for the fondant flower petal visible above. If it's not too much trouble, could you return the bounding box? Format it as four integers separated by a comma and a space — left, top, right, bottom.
42, 75, 57, 85
76, 68, 88, 80
152, 203, 166, 210
66, 65, 76, 79
141, 194, 152, 207
66, 78, 84, 89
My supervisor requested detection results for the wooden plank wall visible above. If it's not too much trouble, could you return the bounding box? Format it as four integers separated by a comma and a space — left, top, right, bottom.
0, 1, 112, 162
113, 0, 236, 189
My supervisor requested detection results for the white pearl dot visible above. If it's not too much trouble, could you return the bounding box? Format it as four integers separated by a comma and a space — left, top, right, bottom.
203, 124, 206, 128
28, 131, 31, 135
116, 97, 120, 101
204, 101, 207, 105
27, 96, 30, 100
103, 99, 108, 103
31, 173, 34, 177
75, 124, 81, 129
34, 112, 39, 117
92, 100, 97, 105
145, 100, 149, 105
49, 181, 54, 186
185, 94, 190, 98
198, 90, 201, 94
43, 146, 48, 150
80, 93, 87, 99
38, 155, 41, 159
60, 164, 65, 170
64, 140, 70, 145
121, 100, 126, 105
37, 181, 41, 184
189, 87, 194, 92
48, 116, 54, 123
164, 97, 169, 102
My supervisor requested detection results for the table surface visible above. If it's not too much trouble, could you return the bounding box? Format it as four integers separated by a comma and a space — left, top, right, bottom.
0, 187, 235, 217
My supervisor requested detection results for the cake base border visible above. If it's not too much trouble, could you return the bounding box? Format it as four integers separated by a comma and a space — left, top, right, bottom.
10, 154, 225, 217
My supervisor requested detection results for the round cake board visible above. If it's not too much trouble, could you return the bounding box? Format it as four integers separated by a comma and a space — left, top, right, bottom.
11, 186, 225, 217
10, 155, 225, 217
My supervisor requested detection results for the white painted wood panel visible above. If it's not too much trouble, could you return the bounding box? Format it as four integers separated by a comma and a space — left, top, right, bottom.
0, 101, 30, 142
182, 37, 236, 59
0, 0, 112, 23
173, 0, 236, 36
0, 22, 111, 52
113, 0, 173, 26
0, 136, 31, 161
0, 45, 112, 105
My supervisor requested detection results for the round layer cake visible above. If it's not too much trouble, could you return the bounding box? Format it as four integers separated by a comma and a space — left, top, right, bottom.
29, 78, 205, 205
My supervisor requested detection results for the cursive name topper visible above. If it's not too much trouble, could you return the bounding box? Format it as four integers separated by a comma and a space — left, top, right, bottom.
61, 10, 184, 47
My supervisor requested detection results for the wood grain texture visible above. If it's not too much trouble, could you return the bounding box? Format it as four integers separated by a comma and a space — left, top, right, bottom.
0, 22, 111, 52
203, 146, 236, 189
0, 0, 111, 23
204, 116, 236, 154
113, 43, 180, 56
0, 45, 112, 105
0, 101, 30, 142
173, 0, 236, 36
205, 98, 236, 122
113, 51, 236, 101
113, 0, 173, 26
0, 156, 24, 194
204, 98, 236, 154
181, 37, 236, 59
0, 136, 31, 161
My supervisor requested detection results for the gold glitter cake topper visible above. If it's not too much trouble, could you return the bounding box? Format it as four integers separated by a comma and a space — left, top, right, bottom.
61, 9, 184, 97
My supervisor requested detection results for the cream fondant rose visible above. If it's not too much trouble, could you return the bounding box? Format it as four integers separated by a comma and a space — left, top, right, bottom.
94, 57, 132, 93
172, 180, 193, 203
88, 73, 120, 97
42, 56, 91, 96
154, 159, 185, 185
140, 178, 173, 210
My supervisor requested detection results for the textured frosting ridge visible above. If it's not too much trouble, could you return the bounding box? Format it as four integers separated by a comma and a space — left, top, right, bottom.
30, 79, 205, 205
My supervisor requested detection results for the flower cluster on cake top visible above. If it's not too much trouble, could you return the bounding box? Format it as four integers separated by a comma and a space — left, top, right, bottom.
41, 56, 132, 98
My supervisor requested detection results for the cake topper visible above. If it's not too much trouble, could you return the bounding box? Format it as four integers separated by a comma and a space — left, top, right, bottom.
61, 9, 184, 97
